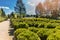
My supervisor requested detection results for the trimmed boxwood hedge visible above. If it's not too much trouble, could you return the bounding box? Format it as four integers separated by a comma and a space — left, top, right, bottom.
14, 28, 41, 40
28, 27, 39, 33
17, 31, 41, 40
12, 22, 29, 30
10, 18, 60, 40
47, 30, 60, 40
37, 29, 57, 40
14, 28, 28, 39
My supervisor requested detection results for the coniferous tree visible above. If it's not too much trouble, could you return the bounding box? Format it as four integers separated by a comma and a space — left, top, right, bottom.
15, 0, 26, 18
0, 8, 6, 17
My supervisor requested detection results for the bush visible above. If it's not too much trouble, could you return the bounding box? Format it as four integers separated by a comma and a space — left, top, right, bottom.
14, 28, 29, 40
28, 27, 39, 33
56, 26, 60, 29
17, 30, 41, 40
28, 22, 35, 27
12, 22, 29, 30
37, 28, 48, 40
47, 30, 60, 40
13, 22, 20, 30
19, 22, 29, 28
10, 18, 60, 40
46, 23, 56, 28
14, 28, 41, 40
38, 22, 46, 28
37, 29, 56, 40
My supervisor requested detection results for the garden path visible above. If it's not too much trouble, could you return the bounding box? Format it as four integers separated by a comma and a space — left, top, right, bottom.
0, 19, 14, 40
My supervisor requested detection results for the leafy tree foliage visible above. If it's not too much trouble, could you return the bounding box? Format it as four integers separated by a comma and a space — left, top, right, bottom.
36, 0, 60, 18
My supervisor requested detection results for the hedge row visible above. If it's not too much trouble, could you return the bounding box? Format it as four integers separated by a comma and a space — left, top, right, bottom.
10, 18, 60, 40
11, 18, 60, 23
14, 28, 41, 40
11, 20, 60, 30
14, 27, 60, 40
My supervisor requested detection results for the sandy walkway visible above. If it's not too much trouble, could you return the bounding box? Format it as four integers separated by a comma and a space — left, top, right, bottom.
0, 19, 13, 40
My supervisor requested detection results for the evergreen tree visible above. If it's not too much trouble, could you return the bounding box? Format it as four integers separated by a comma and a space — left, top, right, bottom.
1, 8, 6, 17
10, 12, 15, 18
0, 8, 6, 17
15, 0, 26, 18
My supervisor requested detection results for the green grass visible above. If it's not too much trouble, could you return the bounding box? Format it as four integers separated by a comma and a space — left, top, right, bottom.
0, 17, 7, 22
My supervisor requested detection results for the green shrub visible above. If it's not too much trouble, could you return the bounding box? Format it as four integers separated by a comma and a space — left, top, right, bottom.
34, 22, 39, 27
19, 22, 29, 28
47, 30, 60, 40
13, 22, 20, 30
55, 20, 60, 23
46, 23, 56, 28
14, 28, 41, 40
56, 26, 60, 29
14, 28, 29, 40
17, 30, 41, 40
12, 22, 29, 30
37, 28, 48, 40
38, 22, 46, 28
28, 22, 35, 27
10, 18, 60, 40
28, 27, 39, 33
37, 28, 56, 40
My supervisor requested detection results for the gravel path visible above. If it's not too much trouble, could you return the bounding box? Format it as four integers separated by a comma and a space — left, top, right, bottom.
0, 19, 13, 40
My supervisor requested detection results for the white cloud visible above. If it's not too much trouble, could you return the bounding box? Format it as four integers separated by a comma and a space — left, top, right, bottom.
0, 6, 10, 9
27, 0, 45, 6
25, 0, 45, 15
5, 9, 14, 15
27, 2, 35, 6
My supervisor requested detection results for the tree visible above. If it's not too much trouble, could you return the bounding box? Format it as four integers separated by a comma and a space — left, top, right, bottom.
0, 8, 6, 17
36, 3, 46, 17
36, 0, 60, 18
15, 0, 26, 18
10, 12, 14, 17
9, 12, 15, 18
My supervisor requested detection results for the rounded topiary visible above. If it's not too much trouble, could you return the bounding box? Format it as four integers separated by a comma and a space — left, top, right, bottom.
17, 30, 41, 40
38, 23, 46, 28
34, 22, 39, 27
28, 27, 39, 33
19, 22, 29, 28
47, 30, 60, 40
46, 23, 56, 28
28, 22, 34, 27
37, 29, 56, 40
12, 22, 20, 30
14, 28, 29, 40
14, 28, 28, 37
37, 29, 48, 37
56, 26, 60, 29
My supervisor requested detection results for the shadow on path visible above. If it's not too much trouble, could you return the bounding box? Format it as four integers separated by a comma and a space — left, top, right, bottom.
8, 19, 14, 40
8, 25, 14, 40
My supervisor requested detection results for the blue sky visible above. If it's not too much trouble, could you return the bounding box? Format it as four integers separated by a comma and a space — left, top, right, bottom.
0, 0, 45, 15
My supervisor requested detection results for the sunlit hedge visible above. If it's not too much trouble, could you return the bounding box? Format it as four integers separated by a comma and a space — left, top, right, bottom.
47, 30, 60, 40
14, 28, 41, 40
10, 18, 60, 40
